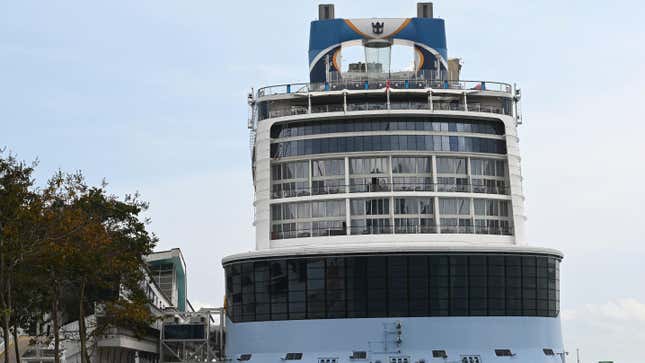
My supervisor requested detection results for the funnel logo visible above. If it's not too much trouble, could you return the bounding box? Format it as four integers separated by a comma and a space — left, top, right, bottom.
371, 22, 384, 34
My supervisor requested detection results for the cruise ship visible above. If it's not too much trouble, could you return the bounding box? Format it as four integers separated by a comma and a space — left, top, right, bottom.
223, 3, 564, 363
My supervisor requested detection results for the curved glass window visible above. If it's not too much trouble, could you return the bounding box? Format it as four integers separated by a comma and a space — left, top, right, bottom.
270, 135, 506, 158
270, 197, 512, 239
271, 200, 347, 239
392, 157, 433, 191
224, 253, 561, 322
270, 118, 505, 139
271, 156, 509, 199
470, 158, 508, 194
271, 161, 309, 198
312, 159, 346, 195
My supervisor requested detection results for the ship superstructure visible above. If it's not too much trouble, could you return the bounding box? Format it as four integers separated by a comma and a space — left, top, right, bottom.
224, 3, 564, 363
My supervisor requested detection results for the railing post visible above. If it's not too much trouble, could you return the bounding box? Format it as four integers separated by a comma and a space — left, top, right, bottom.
343, 91, 347, 113
464, 92, 468, 112
386, 86, 390, 110
432, 155, 440, 233
428, 91, 433, 111
308, 93, 312, 114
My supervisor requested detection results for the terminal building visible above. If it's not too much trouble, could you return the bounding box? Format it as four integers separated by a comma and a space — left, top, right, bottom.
21, 249, 224, 363
223, 3, 565, 363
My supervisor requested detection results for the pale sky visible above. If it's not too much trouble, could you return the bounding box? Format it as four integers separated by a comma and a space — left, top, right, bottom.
2, 1, 644, 362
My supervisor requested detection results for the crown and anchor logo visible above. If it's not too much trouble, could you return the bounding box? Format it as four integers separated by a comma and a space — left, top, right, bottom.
371, 21, 384, 35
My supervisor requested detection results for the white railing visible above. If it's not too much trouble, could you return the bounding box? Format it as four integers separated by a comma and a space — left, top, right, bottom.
257, 79, 512, 97
261, 101, 509, 120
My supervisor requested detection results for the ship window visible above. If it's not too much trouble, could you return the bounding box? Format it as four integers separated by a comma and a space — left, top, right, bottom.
494, 349, 513, 357
543, 348, 555, 356
238, 354, 252, 361
285, 353, 303, 360
271, 200, 346, 239
270, 118, 505, 138
432, 350, 447, 358
224, 254, 561, 322
271, 135, 506, 158
350, 351, 367, 360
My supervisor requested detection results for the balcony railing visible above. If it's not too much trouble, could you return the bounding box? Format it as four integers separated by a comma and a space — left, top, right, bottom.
271, 182, 509, 199
271, 224, 513, 240
257, 80, 513, 98
272, 227, 347, 240
260, 101, 510, 120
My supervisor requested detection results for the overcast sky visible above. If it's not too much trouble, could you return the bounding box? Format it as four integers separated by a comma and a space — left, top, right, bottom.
2, 1, 644, 362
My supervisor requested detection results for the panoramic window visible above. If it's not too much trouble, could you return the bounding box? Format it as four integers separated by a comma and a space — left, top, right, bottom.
437, 157, 469, 192
474, 199, 512, 235
394, 197, 435, 234
271, 200, 346, 239
471, 158, 507, 194
271, 118, 505, 139
312, 159, 345, 195
439, 198, 472, 233
350, 198, 391, 234
225, 253, 561, 322
349, 157, 390, 193
271, 161, 309, 198
392, 157, 433, 191
270, 195, 513, 239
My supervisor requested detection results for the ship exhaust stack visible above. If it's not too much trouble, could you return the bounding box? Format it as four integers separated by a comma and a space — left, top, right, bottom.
319, 4, 335, 20
417, 2, 433, 18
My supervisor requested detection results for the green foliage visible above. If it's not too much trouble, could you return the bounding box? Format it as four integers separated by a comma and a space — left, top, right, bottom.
0, 150, 159, 362
100, 285, 156, 339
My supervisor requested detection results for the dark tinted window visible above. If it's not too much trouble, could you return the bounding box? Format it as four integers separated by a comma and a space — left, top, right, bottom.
224, 253, 561, 322
432, 350, 447, 358
495, 349, 513, 357
270, 118, 505, 138
271, 135, 506, 158
163, 324, 206, 340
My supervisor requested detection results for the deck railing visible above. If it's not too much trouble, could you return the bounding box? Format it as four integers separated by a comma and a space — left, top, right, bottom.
257, 80, 512, 98
271, 182, 509, 199
262, 101, 509, 120
271, 224, 513, 240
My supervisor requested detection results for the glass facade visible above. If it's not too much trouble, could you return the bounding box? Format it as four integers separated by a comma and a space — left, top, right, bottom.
312, 159, 345, 195
270, 197, 512, 240
470, 158, 508, 194
270, 118, 505, 139
349, 157, 390, 193
350, 198, 391, 234
270, 156, 508, 199
271, 200, 347, 239
270, 135, 506, 158
392, 157, 433, 191
437, 157, 469, 192
225, 253, 561, 322
271, 161, 309, 198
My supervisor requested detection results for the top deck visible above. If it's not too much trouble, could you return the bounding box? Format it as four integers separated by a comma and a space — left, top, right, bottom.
257, 79, 513, 99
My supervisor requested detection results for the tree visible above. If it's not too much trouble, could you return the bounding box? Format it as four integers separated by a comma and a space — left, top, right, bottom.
38, 172, 157, 363
0, 151, 42, 363
37, 170, 89, 363
1, 152, 159, 363
70, 186, 157, 363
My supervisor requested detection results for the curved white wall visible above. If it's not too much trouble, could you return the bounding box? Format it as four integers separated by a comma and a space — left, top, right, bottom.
226, 316, 564, 362
253, 110, 526, 250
